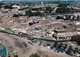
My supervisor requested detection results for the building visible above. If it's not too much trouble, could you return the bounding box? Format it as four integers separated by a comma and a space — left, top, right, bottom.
52, 23, 77, 40
12, 5, 20, 9
32, 27, 42, 37
54, 29, 77, 40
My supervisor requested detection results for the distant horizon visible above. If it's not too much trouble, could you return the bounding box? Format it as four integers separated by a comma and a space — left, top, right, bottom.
1, 0, 80, 2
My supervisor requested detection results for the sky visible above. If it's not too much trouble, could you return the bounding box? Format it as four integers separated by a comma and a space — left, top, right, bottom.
1, 0, 80, 1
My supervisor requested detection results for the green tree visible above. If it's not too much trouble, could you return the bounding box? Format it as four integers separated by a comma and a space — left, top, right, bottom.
66, 46, 73, 55
30, 53, 40, 57
53, 42, 58, 47
77, 15, 80, 19
71, 35, 80, 45
63, 44, 67, 50
74, 47, 79, 53
58, 43, 63, 48
4, 5, 13, 9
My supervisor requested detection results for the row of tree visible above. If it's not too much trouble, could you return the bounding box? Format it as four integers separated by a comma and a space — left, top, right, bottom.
56, 15, 80, 20
51, 41, 80, 56
71, 35, 80, 45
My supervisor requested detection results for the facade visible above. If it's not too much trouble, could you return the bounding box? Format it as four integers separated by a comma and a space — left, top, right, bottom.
54, 29, 77, 40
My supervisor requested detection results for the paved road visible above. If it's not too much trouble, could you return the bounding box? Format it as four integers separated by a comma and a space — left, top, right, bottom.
0, 30, 71, 42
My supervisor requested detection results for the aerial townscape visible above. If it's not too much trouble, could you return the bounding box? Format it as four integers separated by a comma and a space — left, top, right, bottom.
0, 0, 80, 57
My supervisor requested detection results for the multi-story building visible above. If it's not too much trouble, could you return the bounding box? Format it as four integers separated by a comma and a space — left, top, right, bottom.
54, 29, 77, 40
52, 22, 77, 40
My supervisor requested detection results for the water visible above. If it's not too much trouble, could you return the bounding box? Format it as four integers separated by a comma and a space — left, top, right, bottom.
0, 43, 7, 57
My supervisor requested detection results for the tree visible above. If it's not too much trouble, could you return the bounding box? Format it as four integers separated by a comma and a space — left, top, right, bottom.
13, 14, 19, 17
71, 35, 80, 45
58, 4, 68, 7
63, 44, 67, 50
4, 5, 13, 9
66, 46, 73, 55
0, 2, 4, 5
23, 42, 27, 47
45, 7, 52, 14
77, 15, 80, 19
56, 16, 63, 19
53, 42, 58, 47
72, 16, 75, 20
56, 5, 71, 13
74, 47, 79, 53
58, 43, 63, 48
25, 10, 32, 16
56, 7, 71, 13
30, 53, 40, 57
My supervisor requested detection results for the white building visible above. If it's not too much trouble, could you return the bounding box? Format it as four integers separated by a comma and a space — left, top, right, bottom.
32, 27, 42, 37
12, 5, 20, 9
